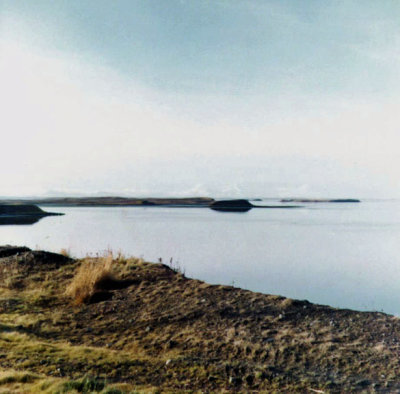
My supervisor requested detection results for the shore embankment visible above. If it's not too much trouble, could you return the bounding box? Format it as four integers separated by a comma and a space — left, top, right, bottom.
0, 246, 399, 392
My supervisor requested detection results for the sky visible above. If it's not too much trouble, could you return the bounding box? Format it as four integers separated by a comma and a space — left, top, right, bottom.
1, 0, 400, 198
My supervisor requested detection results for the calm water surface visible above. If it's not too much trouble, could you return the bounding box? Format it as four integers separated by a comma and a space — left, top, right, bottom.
1, 200, 400, 315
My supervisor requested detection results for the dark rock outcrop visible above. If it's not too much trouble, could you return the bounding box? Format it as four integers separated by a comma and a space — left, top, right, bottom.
0, 246, 30, 258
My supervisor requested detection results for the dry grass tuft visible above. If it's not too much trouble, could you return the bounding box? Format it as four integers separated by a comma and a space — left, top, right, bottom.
59, 248, 70, 257
0, 370, 39, 385
65, 254, 114, 305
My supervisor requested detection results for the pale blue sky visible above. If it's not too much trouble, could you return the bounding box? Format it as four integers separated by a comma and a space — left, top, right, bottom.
1, 1, 400, 197
4, 1, 399, 98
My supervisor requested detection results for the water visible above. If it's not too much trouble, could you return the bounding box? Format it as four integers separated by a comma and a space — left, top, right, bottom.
1, 200, 400, 315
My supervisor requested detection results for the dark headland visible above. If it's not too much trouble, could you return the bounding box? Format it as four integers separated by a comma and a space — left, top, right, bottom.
0, 246, 398, 392
0, 204, 63, 225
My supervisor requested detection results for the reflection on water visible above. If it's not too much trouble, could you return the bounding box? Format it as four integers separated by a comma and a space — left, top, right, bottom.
0, 200, 400, 315
0, 216, 44, 225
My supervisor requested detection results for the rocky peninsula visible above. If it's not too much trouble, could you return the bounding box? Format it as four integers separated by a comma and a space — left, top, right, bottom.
0, 246, 399, 392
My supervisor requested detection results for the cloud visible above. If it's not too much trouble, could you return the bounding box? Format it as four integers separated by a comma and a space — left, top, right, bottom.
1, 27, 399, 198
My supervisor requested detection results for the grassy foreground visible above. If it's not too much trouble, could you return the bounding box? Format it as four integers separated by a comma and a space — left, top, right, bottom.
1, 247, 400, 392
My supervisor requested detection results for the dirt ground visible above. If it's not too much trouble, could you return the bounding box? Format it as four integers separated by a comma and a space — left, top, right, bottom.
1, 246, 400, 392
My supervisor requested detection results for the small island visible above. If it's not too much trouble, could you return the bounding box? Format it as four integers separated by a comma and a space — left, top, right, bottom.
210, 199, 253, 212
281, 198, 361, 203
211, 199, 302, 212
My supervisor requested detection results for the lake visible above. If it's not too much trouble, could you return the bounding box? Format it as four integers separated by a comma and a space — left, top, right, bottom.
1, 199, 400, 315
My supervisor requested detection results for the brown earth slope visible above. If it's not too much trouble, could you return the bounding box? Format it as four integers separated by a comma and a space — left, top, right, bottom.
0, 246, 400, 392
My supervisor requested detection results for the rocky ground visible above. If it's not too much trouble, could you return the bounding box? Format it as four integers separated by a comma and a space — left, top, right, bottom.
0, 246, 400, 392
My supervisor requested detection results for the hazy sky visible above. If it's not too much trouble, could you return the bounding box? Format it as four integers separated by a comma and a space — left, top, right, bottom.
1, 0, 400, 198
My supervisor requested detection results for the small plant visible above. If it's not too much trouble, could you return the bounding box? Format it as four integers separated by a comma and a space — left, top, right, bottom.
167, 257, 185, 276
65, 254, 114, 305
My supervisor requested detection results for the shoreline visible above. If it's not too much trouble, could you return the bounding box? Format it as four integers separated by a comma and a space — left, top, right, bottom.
1, 246, 400, 391
0, 196, 362, 208
0, 197, 215, 207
